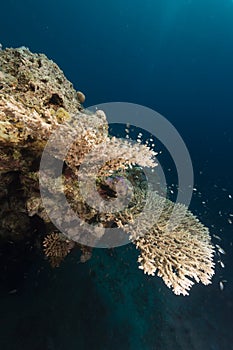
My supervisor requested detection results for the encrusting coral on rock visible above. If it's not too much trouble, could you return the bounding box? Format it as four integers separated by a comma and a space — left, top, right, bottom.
0, 45, 215, 295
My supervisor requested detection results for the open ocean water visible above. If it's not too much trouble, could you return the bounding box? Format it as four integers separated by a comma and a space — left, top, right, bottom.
0, 0, 233, 349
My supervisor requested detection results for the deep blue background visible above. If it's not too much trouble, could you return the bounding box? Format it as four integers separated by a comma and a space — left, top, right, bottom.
0, 1, 233, 349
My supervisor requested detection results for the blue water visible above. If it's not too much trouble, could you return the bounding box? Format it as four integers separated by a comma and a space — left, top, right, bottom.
0, 1, 233, 349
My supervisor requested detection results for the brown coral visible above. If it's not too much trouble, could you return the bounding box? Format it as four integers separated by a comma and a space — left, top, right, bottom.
77, 91, 86, 104
80, 246, 92, 263
43, 232, 75, 267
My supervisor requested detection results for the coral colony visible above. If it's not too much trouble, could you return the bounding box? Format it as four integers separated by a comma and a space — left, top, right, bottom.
0, 46, 215, 296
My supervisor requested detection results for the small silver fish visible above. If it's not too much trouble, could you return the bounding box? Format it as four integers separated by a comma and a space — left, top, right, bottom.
216, 245, 226, 255
220, 261, 225, 268
219, 281, 224, 291
9, 289, 17, 294
218, 260, 225, 268
213, 234, 222, 241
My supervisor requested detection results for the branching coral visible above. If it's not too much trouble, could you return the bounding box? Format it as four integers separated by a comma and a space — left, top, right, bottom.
129, 193, 215, 295
43, 232, 75, 268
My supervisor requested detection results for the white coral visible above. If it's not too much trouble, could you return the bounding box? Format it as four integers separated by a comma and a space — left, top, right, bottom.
132, 192, 215, 296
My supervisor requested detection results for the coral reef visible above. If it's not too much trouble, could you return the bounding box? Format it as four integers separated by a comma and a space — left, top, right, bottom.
0, 46, 215, 295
